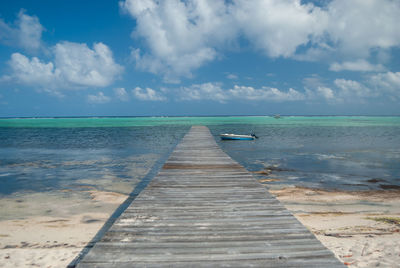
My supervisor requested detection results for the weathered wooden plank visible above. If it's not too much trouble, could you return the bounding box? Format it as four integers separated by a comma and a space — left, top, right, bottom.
100, 233, 317, 243
76, 126, 344, 267
81, 249, 336, 263
93, 239, 327, 248
78, 258, 343, 268
82, 246, 332, 260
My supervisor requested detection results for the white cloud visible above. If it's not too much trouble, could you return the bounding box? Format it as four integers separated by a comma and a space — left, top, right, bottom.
236, 0, 400, 61
155, 74, 400, 103
8, 53, 59, 86
5, 42, 123, 91
316, 86, 334, 100
114, 87, 130, 101
304, 72, 400, 102
0, 10, 44, 51
369, 72, 400, 98
54, 42, 123, 87
329, 60, 386, 72
177, 83, 304, 102
87, 92, 111, 104
132, 87, 166, 101
334, 79, 374, 99
42, 88, 65, 98
325, 0, 400, 58
1, 12, 123, 96
121, 0, 236, 79
226, 74, 238, 80
303, 75, 338, 101
17, 10, 44, 51
233, 0, 327, 58
121, 0, 400, 77
288, 0, 400, 62
178, 83, 227, 102
304, 78, 372, 103
321, 72, 400, 102
228, 85, 305, 101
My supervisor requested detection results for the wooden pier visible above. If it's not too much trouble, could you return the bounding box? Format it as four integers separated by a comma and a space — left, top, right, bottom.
77, 126, 344, 267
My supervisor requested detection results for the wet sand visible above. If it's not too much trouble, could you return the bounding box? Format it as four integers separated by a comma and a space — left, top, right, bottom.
269, 186, 400, 267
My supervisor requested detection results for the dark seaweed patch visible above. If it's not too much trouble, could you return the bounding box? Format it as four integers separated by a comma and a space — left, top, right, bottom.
380, 184, 400, 190
367, 178, 387, 183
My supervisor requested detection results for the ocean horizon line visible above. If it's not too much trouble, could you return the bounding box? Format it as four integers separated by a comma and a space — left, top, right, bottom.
1, 114, 400, 120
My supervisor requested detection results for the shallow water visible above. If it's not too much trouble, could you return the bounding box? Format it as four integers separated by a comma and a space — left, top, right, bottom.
1, 116, 399, 197
209, 120, 400, 191
0, 125, 188, 196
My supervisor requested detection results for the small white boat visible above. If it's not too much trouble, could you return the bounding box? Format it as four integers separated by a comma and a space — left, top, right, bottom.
220, 133, 257, 140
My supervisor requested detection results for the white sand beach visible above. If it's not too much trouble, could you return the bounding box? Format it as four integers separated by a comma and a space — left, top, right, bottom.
1, 185, 400, 267
270, 186, 400, 267
0, 190, 127, 268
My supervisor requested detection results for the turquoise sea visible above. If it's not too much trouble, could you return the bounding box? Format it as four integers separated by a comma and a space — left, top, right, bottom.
1, 116, 400, 197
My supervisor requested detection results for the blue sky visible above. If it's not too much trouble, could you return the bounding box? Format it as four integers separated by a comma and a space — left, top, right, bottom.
0, 0, 399, 117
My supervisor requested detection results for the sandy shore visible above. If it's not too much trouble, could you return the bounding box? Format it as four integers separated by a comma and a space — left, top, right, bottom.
0, 190, 127, 268
269, 186, 400, 267
2, 184, 400, 267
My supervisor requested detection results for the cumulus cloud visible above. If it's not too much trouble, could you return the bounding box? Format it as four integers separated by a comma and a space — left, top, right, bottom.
233, 0, 327, 58
303, 76, 337, 101
139, 74, 400, 103
178, 83, 227, 102
305, 77, 374, 102
304, 71, 400, 102
54, 42, 123, 87
87, 92, 111, 104
114, 87, 130, 101
121, 0, 400, 77
0, 10, 44, 52
1, 10, 122, 93
8, 53, 59, 86
369, 72, 400, 98
325, 0, 400, 58
316, 86, 334, 100
133, 87, 166, 101
334, 79, 374, 99
329, 60, 386, 72
330, 72, 400, 101
5, 42, 123, 90
121, 0, 236, 79
177, 83, 304, 102
228, 85, 305, 101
